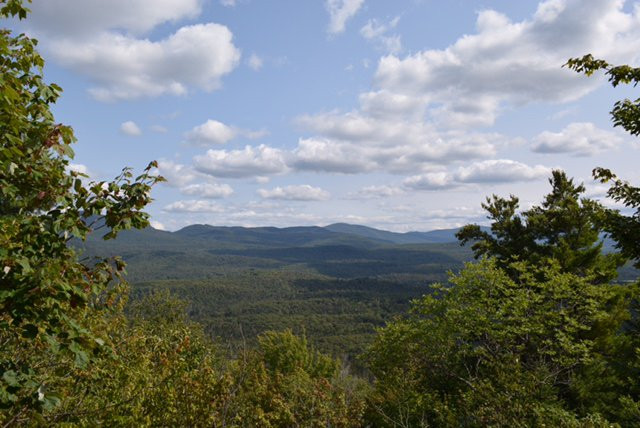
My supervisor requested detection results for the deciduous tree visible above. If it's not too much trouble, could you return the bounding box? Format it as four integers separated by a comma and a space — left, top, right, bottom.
0, 0, 162, 419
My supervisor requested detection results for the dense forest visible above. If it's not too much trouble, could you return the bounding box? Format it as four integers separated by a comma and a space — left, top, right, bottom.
2, 1, 640, 426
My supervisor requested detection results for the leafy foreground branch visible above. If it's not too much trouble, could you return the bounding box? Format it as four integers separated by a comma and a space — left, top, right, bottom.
0, 0, 163, 418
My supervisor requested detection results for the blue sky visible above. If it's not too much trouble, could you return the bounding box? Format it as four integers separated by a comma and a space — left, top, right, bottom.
12, 0, 640, 231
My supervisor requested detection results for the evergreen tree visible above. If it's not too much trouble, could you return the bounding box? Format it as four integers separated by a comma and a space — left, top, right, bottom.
456, 170, 624, 283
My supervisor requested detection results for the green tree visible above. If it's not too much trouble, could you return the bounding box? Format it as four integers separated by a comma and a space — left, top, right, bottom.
0, 0, 162, 420
564, 54, 640, 425
565, 55, 640, 267
227, 330, 367, 427
456, 170, 624, 283
364, 260, 626, 427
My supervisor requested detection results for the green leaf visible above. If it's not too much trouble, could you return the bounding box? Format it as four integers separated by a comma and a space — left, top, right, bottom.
2, 370, 20, 387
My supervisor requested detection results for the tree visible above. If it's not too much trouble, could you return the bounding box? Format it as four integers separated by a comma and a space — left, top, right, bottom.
456, 170, 624, 283
564, 54, 640, 424
364, 260, 626, 426
565, 55, 640, 267
0, 0, 162, 419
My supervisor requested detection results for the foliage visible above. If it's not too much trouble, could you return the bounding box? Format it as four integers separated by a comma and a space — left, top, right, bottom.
2, 290, 367, 426
363, 259, 629, 426
132, 272, 432, 364
224, 330, 367, 427
0, 0, 162, 418
565, 54, 640, 426
565, 54, 640, 137
565, 55, 640, 268
456, 170, 624, 283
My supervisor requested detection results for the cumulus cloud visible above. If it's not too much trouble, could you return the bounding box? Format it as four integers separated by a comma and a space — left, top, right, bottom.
455, 159, 552, 183
326, 0, 365, 34
293, 113, 505, 174
164, 200, 225, 213
52, 24, 241, 101
194, 144, 288, 178
374, 0, 640, 128
532, 122, 622, 156
360, 16, 402, 53
185, 119, 236, 145
247, 53, 263, 71
292, 0, 640, 178
180, 183, 234, 198
292, 138, 376, 173
403, 172, 457, 191
156, 160, 198, 187
352, 185, 405, 199
27, 2, 241, 101
183, 119, 268, 145
404, 160, 552, 190
120, 121, 142, 136
28, 0, 203, 37
258, 185, 330, 201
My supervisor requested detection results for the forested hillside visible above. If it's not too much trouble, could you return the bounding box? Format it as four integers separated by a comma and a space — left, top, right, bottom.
75, 223, 472, 359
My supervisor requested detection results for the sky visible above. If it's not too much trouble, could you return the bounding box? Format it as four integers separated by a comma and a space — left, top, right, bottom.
10, 0, 640, 232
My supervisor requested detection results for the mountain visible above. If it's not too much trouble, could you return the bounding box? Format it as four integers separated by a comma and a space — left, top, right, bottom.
76, 221, 636, 359
175, 224, 380, 248
325, 223, 488, 244
76, 223, 475, 282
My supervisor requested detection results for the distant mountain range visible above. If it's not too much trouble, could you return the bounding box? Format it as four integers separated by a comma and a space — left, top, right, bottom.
174, 222, 471, 247
76, 223, 479, 282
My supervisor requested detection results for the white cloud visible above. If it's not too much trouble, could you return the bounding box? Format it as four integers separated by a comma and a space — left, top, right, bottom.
404, 160, 552, 190
403, 172, 456, 191
258, 185, 330, 201
352, 185, 405, 199
292, 138, 376, 174
184, 119, 267, 145
156, 160, 198, 187
194, 144, 288, 178
40, 21, 241, 101
185, 119, 236, 145
360, 17, 402, 53
180, 183, 234, 198
374, 0, 640, 128
220, 0, 236, 6
455, 159, 552, 184
292, 0, 640, 178
359, 90, 426, 120
248, 53, 263, 71
326, 0, 365, 34
164, 200, 225, 213
150, 220, 166, 230
120, 121, 142, 136
294, 113, 505, 174
29, 0, 202, 37
532, 122, 622, 156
